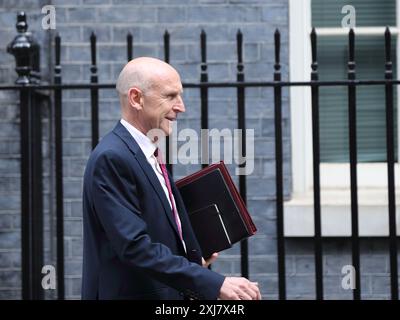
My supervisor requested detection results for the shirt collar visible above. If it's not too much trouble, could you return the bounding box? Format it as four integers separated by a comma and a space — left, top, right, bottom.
120, 119, 157, 159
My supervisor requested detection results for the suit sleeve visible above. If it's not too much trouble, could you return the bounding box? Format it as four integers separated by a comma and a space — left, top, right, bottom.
90, 149, 225, 300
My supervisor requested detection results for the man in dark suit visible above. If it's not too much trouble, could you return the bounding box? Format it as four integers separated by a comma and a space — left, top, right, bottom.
82, 57, 261, 300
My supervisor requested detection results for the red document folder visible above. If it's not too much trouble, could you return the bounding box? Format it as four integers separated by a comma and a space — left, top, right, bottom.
176, 161, 257, 257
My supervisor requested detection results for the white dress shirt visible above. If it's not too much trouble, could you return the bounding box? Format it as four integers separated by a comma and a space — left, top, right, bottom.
120, 119, 186, 251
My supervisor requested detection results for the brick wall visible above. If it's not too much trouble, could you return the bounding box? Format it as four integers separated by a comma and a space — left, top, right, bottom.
0, 0, 55, 300
0, 0, 396, 300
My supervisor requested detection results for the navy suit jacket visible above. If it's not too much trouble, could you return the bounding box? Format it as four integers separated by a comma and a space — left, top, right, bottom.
81, 122, 225, 300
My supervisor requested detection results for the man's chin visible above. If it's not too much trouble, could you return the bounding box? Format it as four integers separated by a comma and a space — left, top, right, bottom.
159, 126, 172, 136
161, 121, 174, 136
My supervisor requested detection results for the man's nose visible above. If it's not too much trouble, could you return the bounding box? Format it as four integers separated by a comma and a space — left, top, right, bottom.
174, 96, 185, 113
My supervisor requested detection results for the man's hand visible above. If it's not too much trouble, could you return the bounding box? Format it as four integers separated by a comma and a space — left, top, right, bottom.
202, 252, 218, 267
218, 277, 261, 300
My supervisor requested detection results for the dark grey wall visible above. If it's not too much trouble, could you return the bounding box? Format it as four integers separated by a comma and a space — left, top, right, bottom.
0, 0, 54, 300
2, 0, 394, 301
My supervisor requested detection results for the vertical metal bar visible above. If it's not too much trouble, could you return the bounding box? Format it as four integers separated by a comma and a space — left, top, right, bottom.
8, 11, 43, 300
127, 33, 133, 61
54, 33, 65, 300
200, 30, 209, 168
20, 85, 44, 300
274, 29, 286, 300
236, 30, 249, 279
199, 30, 211, 271
20, 87, 31, 299
347, 28, 361, 300
310, 28, 323, 300
32, 89, 43, 300
90, 32, 99, 149
384, 27, 399, 300
164, 30, 173, 174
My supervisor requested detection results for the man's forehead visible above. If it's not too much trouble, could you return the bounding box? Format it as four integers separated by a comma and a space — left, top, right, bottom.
152, 74, 182, 92
164, 81, 183, 91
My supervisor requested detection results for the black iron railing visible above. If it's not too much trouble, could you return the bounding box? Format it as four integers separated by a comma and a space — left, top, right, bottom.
1, 12, 399, 300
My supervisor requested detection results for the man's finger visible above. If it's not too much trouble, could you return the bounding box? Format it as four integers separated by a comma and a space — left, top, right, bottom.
237, 290, 252, 300
243, 285, 258, 300
248, 282, 261, 300
204, 252, 219, 266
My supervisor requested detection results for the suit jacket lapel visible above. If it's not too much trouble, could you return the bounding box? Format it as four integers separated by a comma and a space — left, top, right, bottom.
113, 122, 182, 241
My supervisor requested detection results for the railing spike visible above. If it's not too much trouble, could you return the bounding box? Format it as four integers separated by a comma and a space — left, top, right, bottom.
237, 29, 243, 65
311, 27, 317, 64
164, 30, 170, 63
127, 32, 133, 61
385, 26, 391, 62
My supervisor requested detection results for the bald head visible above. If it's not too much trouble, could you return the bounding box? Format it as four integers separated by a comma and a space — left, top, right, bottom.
116, 57, 179, 97
116, 57, 185, 136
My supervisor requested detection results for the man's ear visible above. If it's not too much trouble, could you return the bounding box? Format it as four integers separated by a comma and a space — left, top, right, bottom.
127, 87, 143, 110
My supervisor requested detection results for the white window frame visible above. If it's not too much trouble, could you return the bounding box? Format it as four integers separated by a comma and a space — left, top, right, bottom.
286, 0, 400, 236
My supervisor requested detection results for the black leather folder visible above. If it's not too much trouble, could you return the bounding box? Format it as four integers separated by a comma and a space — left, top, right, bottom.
176, 161, 257, 258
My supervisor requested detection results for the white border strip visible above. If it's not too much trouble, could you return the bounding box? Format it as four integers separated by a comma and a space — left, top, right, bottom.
316, 27, 399, 36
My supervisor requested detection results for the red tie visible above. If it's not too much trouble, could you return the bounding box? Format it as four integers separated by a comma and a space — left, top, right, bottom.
154, 148, 183, 241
